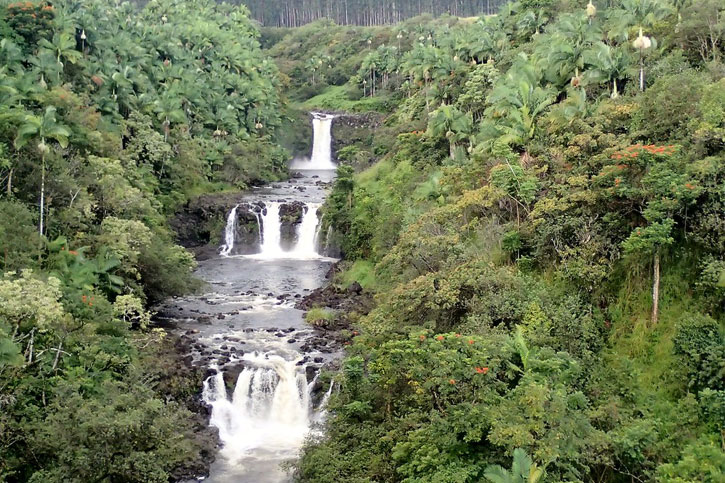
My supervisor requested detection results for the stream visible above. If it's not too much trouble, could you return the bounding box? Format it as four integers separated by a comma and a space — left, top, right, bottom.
158, 113, 339, 482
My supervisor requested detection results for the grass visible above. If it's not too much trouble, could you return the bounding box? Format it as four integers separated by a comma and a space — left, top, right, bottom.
338, 260, 377, 290
300, 85, 395, 113
607, 256, 699, 398
305, 307, 336, 326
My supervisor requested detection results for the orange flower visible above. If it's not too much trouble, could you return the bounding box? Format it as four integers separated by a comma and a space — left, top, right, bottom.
449, 379, 456, 385
436, 335, 444, 341
468, 340, 474, 345
69, 250, 78, 256
82, 295, 87, 303
419, 335, 426, 341
684, 183, 695, 190
475, 367, 489, 374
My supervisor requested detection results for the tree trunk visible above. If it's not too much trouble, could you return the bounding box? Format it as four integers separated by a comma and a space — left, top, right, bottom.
651, 251, 660, 326
6, 168, 12, 196
39, 154, 45, 236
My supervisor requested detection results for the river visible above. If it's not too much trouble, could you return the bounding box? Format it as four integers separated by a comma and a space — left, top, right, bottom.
159, 113, 339, 482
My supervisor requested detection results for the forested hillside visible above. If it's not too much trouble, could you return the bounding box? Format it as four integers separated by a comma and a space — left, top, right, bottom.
261, 0, 725, 481
241, 0, 510, 27
0, 0, 286, 481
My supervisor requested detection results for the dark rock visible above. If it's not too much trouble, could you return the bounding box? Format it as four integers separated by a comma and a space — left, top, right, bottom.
348, 281, 363, 294
222, 363, 246, 389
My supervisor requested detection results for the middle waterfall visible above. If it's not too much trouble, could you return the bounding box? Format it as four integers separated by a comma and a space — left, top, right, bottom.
290, 204, 320, 257
258, 202, 283, 258
221, 201, 324, 260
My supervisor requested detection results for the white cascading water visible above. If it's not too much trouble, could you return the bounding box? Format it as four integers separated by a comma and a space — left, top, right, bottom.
219, 205, 239, 256
258, 202, 283, 258
292, 114, 336, 170
313, 213, 324, 253
202, 354, 312, 462
253, 211, 263, 245
290, 204, 320, 257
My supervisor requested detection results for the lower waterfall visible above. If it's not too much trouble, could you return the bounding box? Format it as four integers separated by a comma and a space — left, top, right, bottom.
202, 354, 313, 461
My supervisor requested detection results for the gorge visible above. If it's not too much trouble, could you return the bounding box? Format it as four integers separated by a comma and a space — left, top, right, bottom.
159, 112, 340, 482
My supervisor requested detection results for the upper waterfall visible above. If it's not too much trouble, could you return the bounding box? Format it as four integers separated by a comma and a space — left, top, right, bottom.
291, 113, 336, 170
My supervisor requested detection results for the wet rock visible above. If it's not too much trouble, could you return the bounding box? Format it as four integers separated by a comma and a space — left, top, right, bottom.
222, 363, 246, 389
348, 281, 363, 294
287, 338, 297, 344
314, 357, 324, 363
278, 201, 305, 251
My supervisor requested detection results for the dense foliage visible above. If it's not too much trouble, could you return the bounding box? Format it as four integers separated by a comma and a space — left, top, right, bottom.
261, 0, 725, 481
0, 0, 286, 481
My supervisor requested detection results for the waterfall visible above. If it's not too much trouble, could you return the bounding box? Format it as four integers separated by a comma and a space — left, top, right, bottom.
316, 381, 335, 421
219, 205, 239, 256
324, 225, 334, 257
253, 211, 263, 245
291, 203, 320, 257
259, 202, 283, 258
291, 113, 336, 170
313, 214, 324, 255
203, 354, 314, 459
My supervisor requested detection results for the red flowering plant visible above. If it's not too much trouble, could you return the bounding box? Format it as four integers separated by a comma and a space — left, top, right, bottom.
44, 236, 124, 318
6, 1, 55, 45
597, 143, 700, 324
368, 331, 508, 410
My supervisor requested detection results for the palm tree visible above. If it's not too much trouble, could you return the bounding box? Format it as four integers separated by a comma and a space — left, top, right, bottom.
538, 13, 602, 87
584, 42, 631, 98
14, 107, 71, 236
428, 104, 473, 159
38, 32, 82, 82
606, 0, 673, 42
485, 61, 555, 147
152, 91, 186, 141
484, 448, 544, 483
